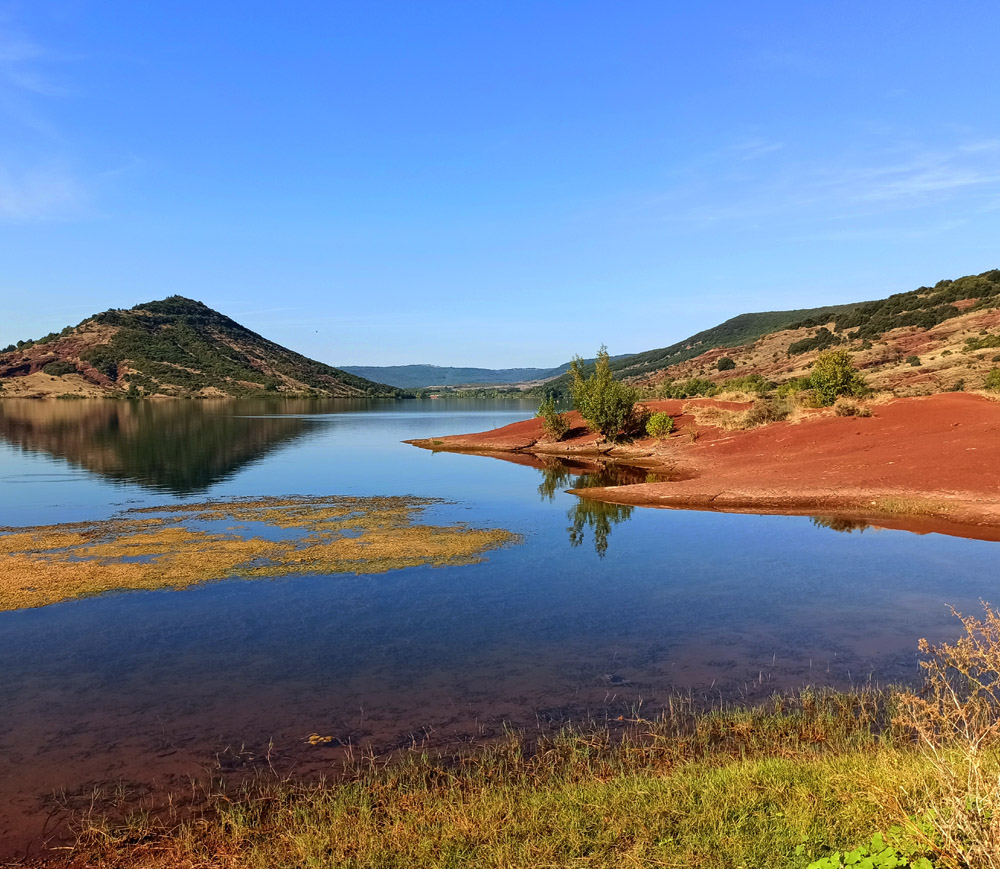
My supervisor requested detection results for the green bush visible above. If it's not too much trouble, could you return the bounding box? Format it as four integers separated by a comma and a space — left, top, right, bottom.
717, 356, 736, 371
964, 332, 1000, 352
984, 368, 1000, 392
776, 377, 813, 399
810, 349, 867, 407
535, 396, 569, 441
906, 355, 921, 367
719, 373, 772, 396
659, 377, 717, 399
42, 361, 77, 377
645, 411, 674, 439
569, 347, 639, 443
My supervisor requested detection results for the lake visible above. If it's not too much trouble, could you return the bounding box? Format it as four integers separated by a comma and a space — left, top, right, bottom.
0, 397, 996, 855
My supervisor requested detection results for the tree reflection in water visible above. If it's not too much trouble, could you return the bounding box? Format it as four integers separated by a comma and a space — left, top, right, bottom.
537, 461, 654, 557
811, 516, 871, 534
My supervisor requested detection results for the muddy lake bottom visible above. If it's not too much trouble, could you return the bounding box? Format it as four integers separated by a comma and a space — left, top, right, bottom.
0, 397, 998, 858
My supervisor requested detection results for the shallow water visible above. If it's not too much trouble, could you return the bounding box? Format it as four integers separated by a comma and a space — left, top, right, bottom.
0, 397, 997, 854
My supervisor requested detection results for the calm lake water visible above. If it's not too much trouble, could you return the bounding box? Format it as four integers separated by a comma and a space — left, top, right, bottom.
0, 397, 997, 853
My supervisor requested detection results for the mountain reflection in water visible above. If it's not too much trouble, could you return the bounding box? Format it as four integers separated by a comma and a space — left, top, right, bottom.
0, 399, 311, 494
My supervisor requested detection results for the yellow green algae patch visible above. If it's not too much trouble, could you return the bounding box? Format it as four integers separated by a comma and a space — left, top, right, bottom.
0, 495, 520, 612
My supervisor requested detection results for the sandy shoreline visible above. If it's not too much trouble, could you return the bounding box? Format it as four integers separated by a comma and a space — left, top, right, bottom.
407, 391, 1000, 540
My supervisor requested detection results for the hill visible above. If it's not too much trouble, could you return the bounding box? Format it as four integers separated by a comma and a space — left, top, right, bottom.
538, 269, 1000, 397
0, 296, 401, 399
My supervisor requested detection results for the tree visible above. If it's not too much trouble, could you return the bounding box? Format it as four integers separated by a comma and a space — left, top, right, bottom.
535, 396, 569, 441
569, 346, 638, 442
717, 356, 736, 371
810, 349, 866, 406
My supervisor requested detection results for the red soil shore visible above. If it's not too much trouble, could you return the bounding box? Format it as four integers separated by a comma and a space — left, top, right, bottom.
407, 392, 1000, 537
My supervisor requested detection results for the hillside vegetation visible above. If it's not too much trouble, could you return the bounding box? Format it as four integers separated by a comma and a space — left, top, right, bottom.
535, 269, 1000, 398
0, 296, 400, 399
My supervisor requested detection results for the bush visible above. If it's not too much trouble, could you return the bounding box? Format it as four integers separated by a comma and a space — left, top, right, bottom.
717, 356, 736, 371
906, 355, 921, 367
646, 412, 674, 439
718, 373, 771, 396
659, 377, 717, 399
984, 369, 1000, 392
743, 397, 790, 427
535, 396, 569, 441
810, 349, 867, 407
42, 361, 77, 377
834, 400, 871, 418
775, 377, 813, 399
569, 347, 639, 443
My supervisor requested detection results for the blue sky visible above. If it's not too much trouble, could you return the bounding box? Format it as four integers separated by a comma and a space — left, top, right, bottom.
1, 1, 999, 367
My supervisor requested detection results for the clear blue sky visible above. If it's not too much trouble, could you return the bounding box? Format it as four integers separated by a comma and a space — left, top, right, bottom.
2, 1, 999, 367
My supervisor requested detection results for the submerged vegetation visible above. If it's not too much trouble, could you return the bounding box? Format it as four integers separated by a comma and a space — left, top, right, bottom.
70, 605, 1000, 868
0, 496, 519, 611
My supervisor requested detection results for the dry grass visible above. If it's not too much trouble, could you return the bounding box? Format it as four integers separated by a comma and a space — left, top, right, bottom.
683, 397, 793, 431
895, 603, 1000, 868
0, 496, 519, 611
871, 496, 952, 517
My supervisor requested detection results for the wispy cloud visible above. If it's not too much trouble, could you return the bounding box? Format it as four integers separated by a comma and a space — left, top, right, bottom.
0, 26, 61, 96
657, 137, 1000, 229
0, 19, 93, 221
0, 164, 86, 221
730, 138, 785, 161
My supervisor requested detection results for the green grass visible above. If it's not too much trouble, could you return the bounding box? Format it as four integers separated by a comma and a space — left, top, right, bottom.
71, 690, 950, 868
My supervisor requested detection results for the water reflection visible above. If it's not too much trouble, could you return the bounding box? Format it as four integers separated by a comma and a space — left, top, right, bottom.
0, 399, 311, 494
811, 516, 872, 534
536, 460, 653, 556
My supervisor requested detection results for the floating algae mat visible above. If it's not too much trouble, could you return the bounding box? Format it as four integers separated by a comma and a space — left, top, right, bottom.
0, 495, 520, 612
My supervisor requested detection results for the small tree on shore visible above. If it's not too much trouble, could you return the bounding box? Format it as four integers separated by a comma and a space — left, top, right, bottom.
569, 346, 638, 443
810, 349, 866, 406
536, 396, 569, 441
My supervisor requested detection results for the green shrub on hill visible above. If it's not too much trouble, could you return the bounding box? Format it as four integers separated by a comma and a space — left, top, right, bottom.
810, 349, 867, 406
659, 377, 717, 399
788, 326, 842, 356
965, 332, 1000, 352
719, 373, 772, 395
42, 361, 77, 377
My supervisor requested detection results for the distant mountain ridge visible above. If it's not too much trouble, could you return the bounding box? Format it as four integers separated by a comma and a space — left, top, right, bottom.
338, 363, 572, 389
0, 296, 400, 399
